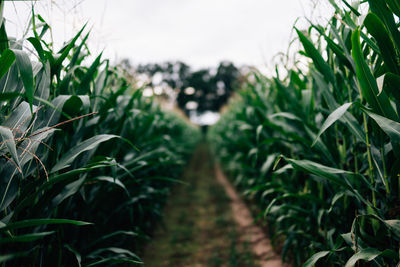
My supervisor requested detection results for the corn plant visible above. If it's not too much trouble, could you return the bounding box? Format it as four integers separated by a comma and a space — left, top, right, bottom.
0, 6, 199, 266
210, 0, 400, 266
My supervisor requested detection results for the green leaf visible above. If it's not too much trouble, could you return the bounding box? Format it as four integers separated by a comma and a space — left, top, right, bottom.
41, 95, 76, 127
86, 247, 142, 266
0, 21, 8, 53
385, 220, 400, 238
0, 231, 55, 244
51, 177, 86, 207
19, 127, 56, 167
364, 12, 400, 74
283, 157, 372, 206
342, 0, 361, 16
50, 134, 119, 173
296, 28, 335, 84
268, 112, 302, 121
380, 72, 400, 103
85, 258, 142, 267
368, 0, 400, 51
0, 2, 4, 27
27, 37, 46, 62
88, 231, 138, 247
385, 0, 400, 17
2, 102, 34, 134
302, 251, 331, 267
256, 124, 263, 143
358, 214, 400, 240
64, 245, 81, 267
0, 126, 21, 172
360, 106, 400, 143
11, 49, 34, 112
344, 248, 386, 267
34, 62, 50, 102
70, 32, 90, 68
351, 27, 398, 121
0, 92, 21, 102
312, 103, 353, 146
261, 153, 278, 176
76, 53, 102, 95
0, 251, 31, 263
52, 24, 87, 77
63, 95, 83, 117
0, 49, 15, 79
312, 70, 366, 144
285, 158, 352, 190
265, 192, 326, 216
326, 34, 353, 70
13, 161, 116, 216
0, 218, 92, 232
90, 176, 129, 194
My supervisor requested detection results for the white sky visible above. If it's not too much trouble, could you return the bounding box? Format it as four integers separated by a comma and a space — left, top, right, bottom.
3, 0, 334, 72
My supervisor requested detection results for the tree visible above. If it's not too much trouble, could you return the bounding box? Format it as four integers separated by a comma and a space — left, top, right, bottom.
134, 60, 241, 116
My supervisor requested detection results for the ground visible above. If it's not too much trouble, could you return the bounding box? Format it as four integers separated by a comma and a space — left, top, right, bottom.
142, 143, 284, 267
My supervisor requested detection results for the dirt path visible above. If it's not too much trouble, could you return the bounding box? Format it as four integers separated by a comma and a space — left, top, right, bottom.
142, 143, 287, 267
215, 165, 289, 267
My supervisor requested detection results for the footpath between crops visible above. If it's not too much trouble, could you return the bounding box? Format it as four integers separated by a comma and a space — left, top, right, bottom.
142, 143, 287, 266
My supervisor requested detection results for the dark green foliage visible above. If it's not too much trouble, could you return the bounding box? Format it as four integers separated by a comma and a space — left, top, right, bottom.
0, 9, 200, 266
209, 1, 400, 266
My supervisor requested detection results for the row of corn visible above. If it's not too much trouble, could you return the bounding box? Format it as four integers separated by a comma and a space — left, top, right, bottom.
209, 0, 400, 266
0, 6, 199, 266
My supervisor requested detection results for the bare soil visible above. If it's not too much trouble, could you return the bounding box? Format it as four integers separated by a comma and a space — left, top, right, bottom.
215, 164, 290, 267
142, 143, 288, 267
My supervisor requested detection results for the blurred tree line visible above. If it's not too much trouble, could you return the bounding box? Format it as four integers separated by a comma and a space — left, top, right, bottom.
129, 61, 241, 115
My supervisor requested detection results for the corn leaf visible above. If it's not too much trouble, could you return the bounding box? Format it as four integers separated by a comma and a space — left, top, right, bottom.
296, 28, 335, 84
11, 49, 34, 112
0, 126, 21, 172
50, 134, 119, 173
0, 49, 15, 79
344, 248, 396, 267
302, 251, 331, 267
0, 231, 55, 244
0, 218, 91, 232
361, 106, 400, 143
312, 103, 353, 146
364, 13, 399, 74
351, 27, 398, 121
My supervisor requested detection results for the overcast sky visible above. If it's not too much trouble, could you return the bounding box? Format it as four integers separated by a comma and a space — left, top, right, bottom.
4, 0, 333, 72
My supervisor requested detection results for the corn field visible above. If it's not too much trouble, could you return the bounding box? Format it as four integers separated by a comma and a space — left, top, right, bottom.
0, 4, 199, 266
3, 0, 400, 266
210, 0, 400, 266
